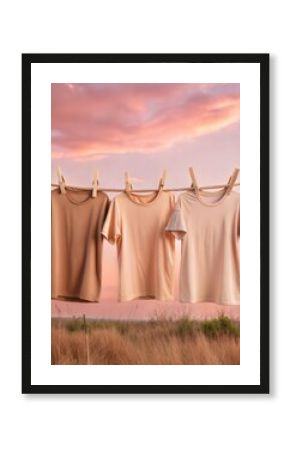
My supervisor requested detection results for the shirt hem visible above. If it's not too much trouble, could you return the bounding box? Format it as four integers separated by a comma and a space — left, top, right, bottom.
51, 294, 100, 303
179, 298, 240, 306
118, 294, 174, 302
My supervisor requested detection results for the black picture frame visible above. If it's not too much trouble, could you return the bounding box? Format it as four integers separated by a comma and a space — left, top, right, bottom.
22, 53, 269, 394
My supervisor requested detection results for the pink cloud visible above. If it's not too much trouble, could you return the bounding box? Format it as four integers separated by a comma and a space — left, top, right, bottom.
51, 83, 239, 160
126, 176, 144, 184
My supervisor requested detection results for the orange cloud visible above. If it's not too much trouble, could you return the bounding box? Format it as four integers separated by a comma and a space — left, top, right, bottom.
51, 83, 239, 160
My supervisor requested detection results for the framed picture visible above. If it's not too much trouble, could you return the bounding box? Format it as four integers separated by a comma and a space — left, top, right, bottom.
22, 53, 269, 394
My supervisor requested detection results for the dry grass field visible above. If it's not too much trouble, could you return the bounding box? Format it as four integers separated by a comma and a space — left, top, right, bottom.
51, 315, 240, 365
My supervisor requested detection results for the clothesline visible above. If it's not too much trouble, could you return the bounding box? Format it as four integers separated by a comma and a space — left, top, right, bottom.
51, 182, 240, 193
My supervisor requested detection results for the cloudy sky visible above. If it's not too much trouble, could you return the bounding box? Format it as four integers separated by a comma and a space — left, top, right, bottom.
51, 83, 240, 319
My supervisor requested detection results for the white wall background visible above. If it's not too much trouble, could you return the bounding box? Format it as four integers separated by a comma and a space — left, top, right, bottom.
0, 1, 284, 449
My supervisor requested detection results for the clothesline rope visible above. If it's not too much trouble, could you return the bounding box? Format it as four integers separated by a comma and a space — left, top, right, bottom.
51, 182, 240, 192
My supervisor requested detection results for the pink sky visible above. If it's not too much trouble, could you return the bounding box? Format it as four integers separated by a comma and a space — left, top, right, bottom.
51, 83, 240, 320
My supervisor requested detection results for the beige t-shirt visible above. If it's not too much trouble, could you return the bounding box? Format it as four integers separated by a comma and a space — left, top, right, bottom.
102, 190, 176, 302
51, 188, 109, 302
165, 188, 240, 305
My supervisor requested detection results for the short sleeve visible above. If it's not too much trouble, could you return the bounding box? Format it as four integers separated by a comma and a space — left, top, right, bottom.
169, 192, 176, 209
165, 197, 187, 240
101, 199, 121, 244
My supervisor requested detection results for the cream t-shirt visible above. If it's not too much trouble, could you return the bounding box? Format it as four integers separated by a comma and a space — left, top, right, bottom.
51, 188, 109, 302
165, 188, 240, 305
102, 190, 176, 302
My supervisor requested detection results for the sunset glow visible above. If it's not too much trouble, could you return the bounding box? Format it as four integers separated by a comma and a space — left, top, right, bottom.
51, 83, 240, 319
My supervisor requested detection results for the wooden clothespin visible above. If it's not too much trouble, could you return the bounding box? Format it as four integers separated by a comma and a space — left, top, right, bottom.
92, 171, 99, 198
124, 171, 133, 192
158, 169, 167, 190
56, 166, 66, 194
189, 167, 199, 193
226, 168, 240, 195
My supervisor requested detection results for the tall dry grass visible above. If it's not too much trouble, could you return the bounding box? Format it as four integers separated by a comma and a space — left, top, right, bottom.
51, 316, 240, 365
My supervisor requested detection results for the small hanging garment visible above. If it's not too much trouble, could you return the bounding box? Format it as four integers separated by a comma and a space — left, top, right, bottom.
101, 177, 176, 302
51, 187, 109, 302
165, 170, 240, 305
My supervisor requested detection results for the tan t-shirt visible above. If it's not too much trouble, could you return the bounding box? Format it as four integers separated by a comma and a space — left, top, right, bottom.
165, 188, 240, 305
51, 188, 109, 302
102, 190, 176, 302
